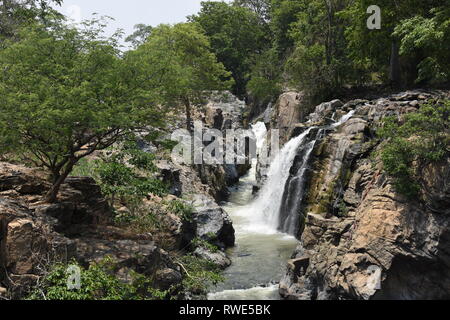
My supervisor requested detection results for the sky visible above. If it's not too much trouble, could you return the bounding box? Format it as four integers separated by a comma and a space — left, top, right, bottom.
53, 0, 230, 46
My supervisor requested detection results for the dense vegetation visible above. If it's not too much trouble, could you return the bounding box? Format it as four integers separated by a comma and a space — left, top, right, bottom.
28, 256, 223, 300
1, 0, 449, 201
379, 99, 450, 198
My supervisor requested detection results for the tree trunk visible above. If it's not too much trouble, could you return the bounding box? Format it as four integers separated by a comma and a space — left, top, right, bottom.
44, 161, 76, 203
184, 98, 193, 132
389, 39, 401, 87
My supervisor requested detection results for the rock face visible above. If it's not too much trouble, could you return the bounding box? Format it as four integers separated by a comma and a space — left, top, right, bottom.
271, 92, 309, 146
0, 163, 182, 298
191, 194, 235, 249
0, 197, 76, 298
277, 90, 450, 300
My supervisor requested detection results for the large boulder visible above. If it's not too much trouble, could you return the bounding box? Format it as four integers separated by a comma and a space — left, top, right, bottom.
271, 92, 310, 146
194, 247, 231, 269
191, 194, 235, 248
0, 198, 76, 298
74, 239, 182, 290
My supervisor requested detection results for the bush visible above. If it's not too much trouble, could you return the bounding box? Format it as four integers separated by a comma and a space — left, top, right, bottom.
165, 199, 194, 222
176, 255, 224, 295
191, 237, 219, 253
28, 258, 168, 300
379, 100, 450, 198
71, 142, 168, 207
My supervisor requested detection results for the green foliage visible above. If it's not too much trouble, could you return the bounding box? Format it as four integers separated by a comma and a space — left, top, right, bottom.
246, 48, 283, 104
125, 23, 153, 48
189, 1, 268, 96
379, 100, 450, 198
284, 0, 360, 99
71, 144, 168, 206
342, 0, 449, 86
191, 237, 219, 253
165, 199, 194, 222
336, 199, 349, 217
0, 0, 63, 42
270, 0, 304, 55
234, 0, 272, 23
0, 17, 164, 202
128, 22, 232, 129
28, 258, 168, 300
394, 7, 450, 84
177, 255, 224, 295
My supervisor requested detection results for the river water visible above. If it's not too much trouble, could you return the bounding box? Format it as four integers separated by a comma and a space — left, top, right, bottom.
208, 123, 300, 300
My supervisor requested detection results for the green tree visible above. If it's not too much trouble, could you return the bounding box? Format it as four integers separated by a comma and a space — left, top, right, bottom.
125, 23, 153, 49
0, 19, 164, 202
189, 1, 268, 96
280, 0, 355, 100
393, 6, 450, 84
234, 0, 272, 23
128, 23, 233, 131
246, 48, 282, 104
0, 0, 62, 42
270, 0, 304, 55
342, 0, 448, 87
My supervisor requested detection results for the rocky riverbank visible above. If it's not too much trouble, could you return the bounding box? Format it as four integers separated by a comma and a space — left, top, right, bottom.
0, 92, 249, 300
254, 89, 450, 300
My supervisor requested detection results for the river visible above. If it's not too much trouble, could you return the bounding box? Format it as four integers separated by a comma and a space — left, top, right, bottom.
208, 123, 299, 300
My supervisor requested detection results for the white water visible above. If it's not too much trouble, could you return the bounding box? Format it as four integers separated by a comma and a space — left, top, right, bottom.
244, 128, 314, 234
208, 111, 355, 300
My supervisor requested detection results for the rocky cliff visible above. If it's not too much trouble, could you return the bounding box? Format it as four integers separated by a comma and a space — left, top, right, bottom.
272, 90, 450, 300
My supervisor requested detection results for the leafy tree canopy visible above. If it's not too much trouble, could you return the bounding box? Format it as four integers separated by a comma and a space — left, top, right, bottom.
128, 22, 233, 130
189, 1, 268, 96
0, 17, 164, 202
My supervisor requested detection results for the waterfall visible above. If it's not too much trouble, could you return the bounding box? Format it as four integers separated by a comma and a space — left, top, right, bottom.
251, 122, 268, 152
244, 110, 355, 235
243, 127, 314, 234
278, 139, 316, 235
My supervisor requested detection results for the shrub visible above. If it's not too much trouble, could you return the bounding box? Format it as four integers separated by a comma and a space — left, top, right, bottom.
165, 199, 194, 222
378, 100, 449, 198
191, 237, 219, 253
176, 255, 224, 295
27, 258, 168, 300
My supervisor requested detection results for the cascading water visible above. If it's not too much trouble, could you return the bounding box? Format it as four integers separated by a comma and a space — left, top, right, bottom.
208, 111, 355, 300
245, 128, 314, 234
278, 110, 356, 235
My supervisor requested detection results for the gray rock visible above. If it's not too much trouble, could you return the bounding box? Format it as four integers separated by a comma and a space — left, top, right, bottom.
194, 247, 231, 269
191, 194, 235, 248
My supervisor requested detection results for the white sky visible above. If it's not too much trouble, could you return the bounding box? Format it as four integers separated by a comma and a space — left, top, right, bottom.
53, 0, 231, 46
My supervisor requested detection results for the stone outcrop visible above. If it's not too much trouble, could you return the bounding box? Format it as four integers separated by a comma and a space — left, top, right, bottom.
194, 247, 231, 270
270, 92, 309, 146
190, 194, 235, 249
277, 89, 450, 300
0, 163, 182, 298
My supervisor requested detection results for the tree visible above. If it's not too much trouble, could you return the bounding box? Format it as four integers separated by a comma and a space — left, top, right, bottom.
0, 19, 164, 202
125, 23, 153, 49
342, 0, 448, 87
246, 48, 282, 105
269, 0, 304, 56
233, 0, 272, 23
280, 0, 356, 100
0, 0, 62, 42
189, 1, 268, 96
128, 23, 233, 131
393, 5, 450, 84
